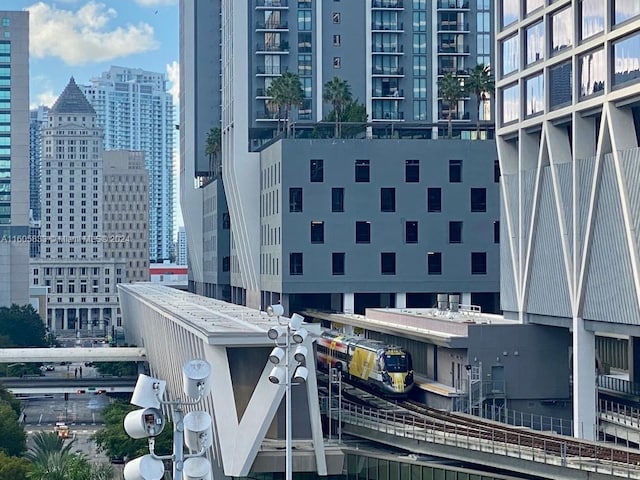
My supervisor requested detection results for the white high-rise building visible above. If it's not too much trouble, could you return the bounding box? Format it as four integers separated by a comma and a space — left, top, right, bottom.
81, 66, 175, 264
177, 225, 187, 266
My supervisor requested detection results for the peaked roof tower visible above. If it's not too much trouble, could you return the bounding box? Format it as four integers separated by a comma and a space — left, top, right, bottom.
50, 77, 95, 115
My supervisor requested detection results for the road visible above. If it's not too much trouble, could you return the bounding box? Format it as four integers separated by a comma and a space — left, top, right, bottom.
21, 393, 109, 426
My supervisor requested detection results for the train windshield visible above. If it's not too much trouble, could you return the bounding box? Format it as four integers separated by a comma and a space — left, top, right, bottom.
384, 354, 408, 372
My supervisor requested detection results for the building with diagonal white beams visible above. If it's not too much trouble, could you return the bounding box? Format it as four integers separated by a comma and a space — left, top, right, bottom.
496, 0, 640, 439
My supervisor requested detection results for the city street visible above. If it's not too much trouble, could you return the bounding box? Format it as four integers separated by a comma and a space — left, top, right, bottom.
21, 392, 109, 427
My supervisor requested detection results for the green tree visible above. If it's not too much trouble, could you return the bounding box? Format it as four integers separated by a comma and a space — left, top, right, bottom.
93, 401, 172, 460
0, 451, 30, 480
266, 72, 304, 137
465, 64, 495, 137
439, 72, 465, 139
323, 77, 353, 138
0, 304, 47, 348
205, 126, 222, 177
25, 432, 75, 463
0, 403, 26, 457
0, 383, 22, 416
323, 100, 367, 138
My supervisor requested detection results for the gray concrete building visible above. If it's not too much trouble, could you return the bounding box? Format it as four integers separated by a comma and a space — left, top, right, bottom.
495, 0, 640, 438
0, 11, 30, 307
180, 1, 499, 313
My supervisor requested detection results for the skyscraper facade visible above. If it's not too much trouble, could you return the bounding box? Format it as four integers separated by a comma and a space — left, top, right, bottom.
180, 1, 498, 312
495, 0, 640, 438
0, 11, 29, 307
81, 66, 175, 264
177, 225, 187, 266
29, 105, 48, 222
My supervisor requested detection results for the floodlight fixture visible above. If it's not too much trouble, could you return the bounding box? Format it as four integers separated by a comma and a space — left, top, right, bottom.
269, 346, 286, 365
267, 304, 285, 317
123, 454, 165, 480
183, 359, 212, 399
184, 411, 213, 452
124, 408, 165, 439
292, 328, 308, 344
293, 366, 308, 384
183, 456, 213, 480
269, 365, 286, 384
293, 345, 308, 363
130, 374, 167, 409
267, 325, 287, 340
289, 313, 304, 330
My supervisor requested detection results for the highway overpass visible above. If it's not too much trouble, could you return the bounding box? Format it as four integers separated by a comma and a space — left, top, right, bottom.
0, 347, 146, 363
0, 376, 136, 394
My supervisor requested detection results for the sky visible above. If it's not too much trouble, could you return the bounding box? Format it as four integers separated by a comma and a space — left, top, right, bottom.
3, 0, 183, 227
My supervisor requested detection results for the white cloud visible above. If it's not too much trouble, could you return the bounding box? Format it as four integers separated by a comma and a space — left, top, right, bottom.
31, 89, 58, 109
166, 60, 179, 106
28, 1, 159, 65
134, 0, 178, 6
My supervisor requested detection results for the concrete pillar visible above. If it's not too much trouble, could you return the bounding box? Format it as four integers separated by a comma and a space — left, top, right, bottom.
63, 309, 68, 330
573, 317, 597, 440
330, 293, 342, 312
462, 292, 471, 307
395, 292, 406, 309
629, 336, 640, 384
344, 293, 354, 314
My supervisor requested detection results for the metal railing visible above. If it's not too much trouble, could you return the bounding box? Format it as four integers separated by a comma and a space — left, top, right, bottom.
372, 0, 404, 8
331, 398, 640, 478
599, 375, 640, 396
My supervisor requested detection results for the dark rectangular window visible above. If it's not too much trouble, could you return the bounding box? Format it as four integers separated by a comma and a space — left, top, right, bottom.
310, 221, 324, 243
222, 256, 230, 272
471, 188, 487, 212
471, 252, 487, 274
427, 187, 441, 212
427, 252, 442, 275
223, 213, 231, 229
289, 188, 302, 212
331, 187, 344, 212
310, 159, 323, 182
290, 252, 303, 275
405, 159, 419, 182
381, 252, 396, 275
494, 221, 500, 243
355, 159, 370, 182
405, 221, 418, 243
494, 160, 501, 183
449, 159, 462, 182
332, 252, 345, 275
449, 221, 462, 243
380, 187, 396, 212
355, 221, 371, 243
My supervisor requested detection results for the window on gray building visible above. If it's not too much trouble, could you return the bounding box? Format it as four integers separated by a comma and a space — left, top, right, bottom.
310, 159, 323, 182
614, 0, 640, 25
494, 221, 500, 243
311, 221, 324, 243
551, 7, 573, 55
427, 252, 442, 275
332, 252, 345, 275
405, 159, 419, 182
427, 188, 441, 212
471, 188, 487, 212
471, 252, 487, 274
290, 253, 303, 275
613, 33, 640, 87
289, 188, 303, 212
355, 221, 371, 243
549, 61, 572, 109
405, 221, 418, 243
501, 0, 519, 29
580, 0, 604, 40
223, 256, 230, 272
381, 252, 396, 275
579, 49, 605, 97
380, 188, 396, 212
332, 187, 344, 212
449, 221, 462, 243
449, 160, 462, 182
494, 160, 501, 183
355, 160, 370, 182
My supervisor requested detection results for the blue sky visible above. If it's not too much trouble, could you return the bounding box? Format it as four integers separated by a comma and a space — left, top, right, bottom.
3, 0, 179, 108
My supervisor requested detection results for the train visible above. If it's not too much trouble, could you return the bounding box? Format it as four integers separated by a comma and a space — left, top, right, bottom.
316, 330, 414, 397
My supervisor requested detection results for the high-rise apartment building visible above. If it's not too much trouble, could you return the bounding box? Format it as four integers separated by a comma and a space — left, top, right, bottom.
81, 66, 175, 264
29, 106, 48, 222
180, 1, 498, 313
0, 11, 29, 307
177, 225, 187, 266
102, 150, 150, 282
496, 0, 640, 438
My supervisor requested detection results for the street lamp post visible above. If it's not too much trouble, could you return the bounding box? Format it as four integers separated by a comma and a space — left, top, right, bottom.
124, 359, 213, 480
266, 304, 309, 480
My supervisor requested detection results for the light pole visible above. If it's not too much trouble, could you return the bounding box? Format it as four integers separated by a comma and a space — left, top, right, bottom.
124, 359, 213, 480
266, 304, 309, 480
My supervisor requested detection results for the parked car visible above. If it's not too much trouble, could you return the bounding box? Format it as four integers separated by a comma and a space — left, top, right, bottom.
39, 365, 55, 372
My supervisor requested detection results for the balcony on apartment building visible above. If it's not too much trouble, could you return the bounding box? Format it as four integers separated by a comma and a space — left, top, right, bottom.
372, 66, 404, 76
372, 110, 404, 121
372, 22, 404, 32
256, 0, 288, 8
437, 21, 470, 32
372, 89, 404, 99
372, 0, 404, 8
255, 42, 290, 53
438, 44, 470, 55
255, 20, 289, 31
256, 66, 284, 75
436, 0, 470, 9
372, 44, 404, 54
438, 110, 470, 121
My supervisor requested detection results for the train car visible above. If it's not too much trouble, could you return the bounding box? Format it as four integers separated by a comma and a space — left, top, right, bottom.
316, 330, 414, 397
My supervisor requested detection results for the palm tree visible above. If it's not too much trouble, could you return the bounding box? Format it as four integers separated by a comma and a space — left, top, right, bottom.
439, 72, 465, 139
465, 64, 495, 138
25, 432, 75, 463
205, 127, 222, 177
266, 72, 304, 137
323, 77, 353, 138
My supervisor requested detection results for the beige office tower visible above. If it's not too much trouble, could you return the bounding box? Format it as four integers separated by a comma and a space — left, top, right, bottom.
102, 150, 150, 282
